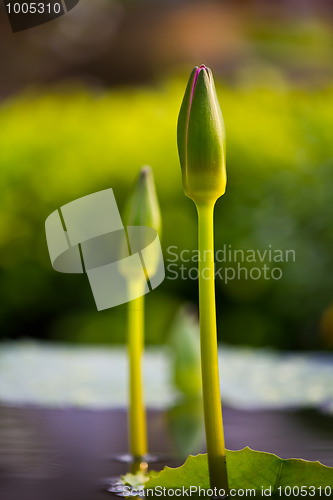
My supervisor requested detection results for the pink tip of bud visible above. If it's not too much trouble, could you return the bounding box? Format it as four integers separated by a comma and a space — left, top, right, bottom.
190, 65, 208, 115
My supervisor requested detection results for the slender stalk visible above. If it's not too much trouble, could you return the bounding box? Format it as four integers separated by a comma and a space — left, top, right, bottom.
196, 201, 228, 492
124, 166, 160, 463
127, 283, 147, 459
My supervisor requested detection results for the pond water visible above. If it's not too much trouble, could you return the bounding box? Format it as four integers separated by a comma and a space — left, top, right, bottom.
1, 342, 333, 497
0, 405, 332, 499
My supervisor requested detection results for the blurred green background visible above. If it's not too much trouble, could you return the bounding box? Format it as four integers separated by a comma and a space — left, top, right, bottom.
0, 0, 332, 350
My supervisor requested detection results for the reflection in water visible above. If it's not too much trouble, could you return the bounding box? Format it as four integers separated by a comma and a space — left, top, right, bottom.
167, 397, 205, 458
107, 399, 205, 498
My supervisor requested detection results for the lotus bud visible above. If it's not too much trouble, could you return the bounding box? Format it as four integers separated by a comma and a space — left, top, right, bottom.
125, 166, 161, 235
121, 166, 162, 281
177, 65, 226, 204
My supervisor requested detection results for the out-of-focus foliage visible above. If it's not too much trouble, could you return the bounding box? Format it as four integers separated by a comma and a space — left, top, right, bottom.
168, 306, 201, 398
0, 77, 332, 349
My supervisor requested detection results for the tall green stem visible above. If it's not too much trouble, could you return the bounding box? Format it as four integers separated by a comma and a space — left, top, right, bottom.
127, 284, 147, 458
196, 201, 228, 492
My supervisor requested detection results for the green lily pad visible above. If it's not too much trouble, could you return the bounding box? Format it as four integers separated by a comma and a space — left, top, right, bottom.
145, 448, 333, 496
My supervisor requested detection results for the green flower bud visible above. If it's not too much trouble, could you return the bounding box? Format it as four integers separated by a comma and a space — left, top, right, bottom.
121, 166, 162, 281
177, 65, 226, 204
125, 165, 161, 235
